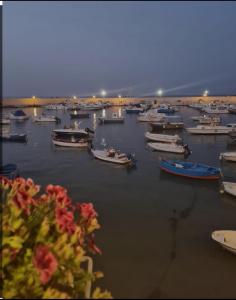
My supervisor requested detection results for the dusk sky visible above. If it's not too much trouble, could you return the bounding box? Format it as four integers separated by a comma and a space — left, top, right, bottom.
3, 1, 236, 97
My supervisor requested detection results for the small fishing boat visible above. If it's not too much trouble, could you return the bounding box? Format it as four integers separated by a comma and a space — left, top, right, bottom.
150, 122, 184, 131
145, 132, 182, 143
159, 159, 221, 179
157, 107, 175, 114
199, 115, 221, 124
220, 182, 236, 197
9, 110, 29, 120
226, 123, 236, 128
137, 111, 166, 122
0, 133, 27, 143
79, 103, 104, 111
33, 115, 61, 123
0, 164, 19, 179
229, 106, 236, 114
203, 105, 229, 114
53, 126, 94, 139
98, 112, 124, 124
91, 147, 135, 165
219, 152, 236, 162
148, 142, 190, 154
187, 125, 233, 135
212, 231, 236, 255
52, 136, 89, 148
44, 104, 65, 110
70, 111, 90, 118
125, 105, 144, 114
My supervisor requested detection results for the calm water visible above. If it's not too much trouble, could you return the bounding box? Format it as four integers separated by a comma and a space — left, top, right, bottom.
2, 107, 236, 299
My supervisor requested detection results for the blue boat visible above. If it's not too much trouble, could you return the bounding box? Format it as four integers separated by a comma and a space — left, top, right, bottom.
10, 110, 29, 120
0, 164, 19, 179
160, 159, 221, 180
157, 108, 175, 114
0, 133, 27, 143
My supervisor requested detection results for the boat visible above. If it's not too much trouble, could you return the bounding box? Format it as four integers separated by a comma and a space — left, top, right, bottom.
212, 231, 236, 255
98, 112, 124, 124
229, 131, 236, 141
159, 159, 221, 179
229, 106, 236, 114
150, 122, 184, 131
148, 142, 190, 154
0, 118, 10, 125
53, 127, 94, 139
226, 123, 236, 128
157, 107, 175, 114
189, 104, 205, 110
79, 103, 104, 111
0, 133, 27, 143
44, 104, 65, 110
70, 111, 90, 118
199, 115, 221, 124
33, 115, 61, 123
191, 116, 202, 121
219, 152, 236, 162
145, 132, 182, 143
220, 182, 236, 197
91, 147, 135, 165
186, 125, 233, 135
52, 136, 89, 148
125, 104, 144, 114
137, 111, 166, 122
203, 105, 229, 114
9, 110, 29, 120
0, 164, 19, 179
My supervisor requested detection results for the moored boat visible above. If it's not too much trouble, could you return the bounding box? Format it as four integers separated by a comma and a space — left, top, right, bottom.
52, 136, 89, 148
0, 164, 19, 179
91, 147, 135, 165
33, 115, 61, 123
53, 126, 94, 139
212, 231, 236, 255
0, 133, 27, 143
98, 112, 124, 124
150, 122, 184, 131
220, 182, 236, 197
148, 142, 190, 154
125, 104, 144, 114
187, 125, 233, 135
219, 152, 236, 162
44, 104, 65, 110
70, 111, 90, 118
138, 111, 166, 122
0, 118, 10, 125
203, 105, 229, 114
159, 159, 221, 179
9, 110, 29, 120
145, 132, 182, 143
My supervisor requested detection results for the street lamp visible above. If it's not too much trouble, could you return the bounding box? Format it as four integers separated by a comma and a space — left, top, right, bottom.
32, 95, 36, 99
157, 89, 163, 97
203, 90, 209, 97
73, 96, 77, 100
93, 95, 96, 98
101, 90, 106, 97
118, 94, 121, 98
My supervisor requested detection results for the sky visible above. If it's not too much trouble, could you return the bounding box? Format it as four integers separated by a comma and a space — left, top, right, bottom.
3, 1, 236, 97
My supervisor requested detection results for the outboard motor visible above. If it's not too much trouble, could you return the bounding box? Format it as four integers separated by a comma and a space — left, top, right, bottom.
184, 144, 191, 156
127, 153, 137, 165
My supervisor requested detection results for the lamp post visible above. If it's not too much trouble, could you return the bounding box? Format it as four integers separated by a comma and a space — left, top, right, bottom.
101, 90, 106, 98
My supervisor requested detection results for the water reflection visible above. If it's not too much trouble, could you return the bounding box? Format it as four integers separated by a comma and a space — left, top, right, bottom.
33, 108, 38, 117
93, 113, 97, 131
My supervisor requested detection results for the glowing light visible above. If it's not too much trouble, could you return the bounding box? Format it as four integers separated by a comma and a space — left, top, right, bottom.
93, 113, 97, 130
93, 95, 96, 98
118, 108, 122, 117
32, 95, 36, 99
157, 89, 163, 97
203, 90, 209, 97
102, 109, 106, 118
118, 94, 122, 98
33, 108, 37, 117
101, 90, 106, 97
73, 96, 77, 100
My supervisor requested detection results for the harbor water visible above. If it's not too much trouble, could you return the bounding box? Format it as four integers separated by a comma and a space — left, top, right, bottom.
2, 106, 236, 299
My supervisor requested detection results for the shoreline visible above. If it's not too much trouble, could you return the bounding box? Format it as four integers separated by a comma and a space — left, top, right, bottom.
2, 96, 236, 108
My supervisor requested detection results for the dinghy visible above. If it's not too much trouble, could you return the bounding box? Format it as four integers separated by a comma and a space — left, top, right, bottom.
91, 147, 135, 165
98, 113, 124, 124
212, 231, 236, 255
0, 164, 19, 179
9, 110, 29, 120
219, 152, 236, 162
187, 125, 233, 135
220, 182, 236, 197
0, 133, 27, 143
159, 159, 221, 179
33, 115, 61, 123
52, 136, 89, 148
145, 132, 182, 143
148, 142, 190, 154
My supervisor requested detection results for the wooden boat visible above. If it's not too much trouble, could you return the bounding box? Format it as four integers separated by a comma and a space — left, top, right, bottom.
219, 152, 236, 162
9, 110, 29, 120
0, 164, 19, 179
70, 111, 90, 119
150, 122, 184, 131
0, 133, 27, 143
52, 136, 89, 148
91, 148, 135, 165
187, 125, 233, 135
33, 115, 61, 123
220, 182, 236, 197
148, 142, 190, 154
159, 159, 221, 180
212, 231, 236, 255
98, 113, 124, 124
145, 132, 182, 143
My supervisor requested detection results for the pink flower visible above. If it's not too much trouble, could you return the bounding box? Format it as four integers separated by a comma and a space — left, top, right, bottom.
55, 207, 76, 235
78, 203, 97, 220
33, 245, 58, 285
46, 184, 67, 196
88, 236, 102, 255
13, 190, 36, 215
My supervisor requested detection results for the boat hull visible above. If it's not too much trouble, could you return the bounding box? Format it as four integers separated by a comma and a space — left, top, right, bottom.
151, 123, 184, 130
145, 132, 181, 143
148, 142, 186, 153
212, 231, 236, 255
52, 139, 88, 147
98, 118, 124, 124
91, 150, 131, 165
219, 153, 236, 162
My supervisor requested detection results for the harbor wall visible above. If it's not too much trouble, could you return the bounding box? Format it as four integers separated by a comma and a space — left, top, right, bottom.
2, 96, 236, 107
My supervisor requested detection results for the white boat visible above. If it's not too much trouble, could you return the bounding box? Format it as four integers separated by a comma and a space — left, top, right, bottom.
226, 123, 236, 128
44, 104, 65, 110
148, 142, 191, 154
33, 115, 61, 123
91, 148, 133, 165
187, 125, 233, 135
191, 116, 202, 121
98, 112, 124, 124
9, 110, 29, 120
212, 231, 236, 255
145, 132, 182, 143
199, 115, 221, 124
219, 152, 236, 162
203, 105, 229, 114
53, 127, 93, 137
138, 111, 166, 122
79, 103, 104, 111
220, 182, 236, 197
0, 118, 10, 125
52, 137, 89, 148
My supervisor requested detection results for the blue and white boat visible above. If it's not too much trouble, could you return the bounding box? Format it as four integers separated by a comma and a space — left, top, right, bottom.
160, 159, 221, 180
9, 110, 29, 120
157, 107, 175, 114
0, 164, 19, 179
125, 104, 144, 114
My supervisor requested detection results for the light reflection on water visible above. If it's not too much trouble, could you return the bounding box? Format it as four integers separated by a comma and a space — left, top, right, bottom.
2, 106, 236, 299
